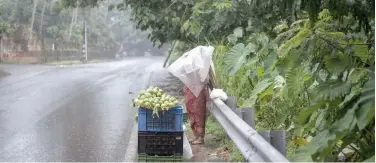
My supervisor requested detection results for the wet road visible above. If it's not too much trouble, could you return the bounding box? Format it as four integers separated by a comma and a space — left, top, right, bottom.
0, 57, 163, 161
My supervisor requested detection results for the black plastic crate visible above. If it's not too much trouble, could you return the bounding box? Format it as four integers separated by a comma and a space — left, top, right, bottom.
138, 132, 183, 155
138, 153, 183, 162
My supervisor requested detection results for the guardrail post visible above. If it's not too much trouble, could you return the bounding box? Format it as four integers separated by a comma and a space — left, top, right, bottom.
259, 130, 287, 156
225, 96, 236, 111
270, 130, 287, 156
239, 107, 256, 129
259, 131, 271, 142
225, 97, 256, 129
225, 96, 242, 117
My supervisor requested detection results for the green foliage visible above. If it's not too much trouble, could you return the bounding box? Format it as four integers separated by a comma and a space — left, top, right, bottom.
224, 43, 256, 75
127, 0, 375, 162
0, 0, 153, 56
219, 9, 373, 162
243, 79, 272, 107
61, 0, 103, 8
316, 81, 352, 101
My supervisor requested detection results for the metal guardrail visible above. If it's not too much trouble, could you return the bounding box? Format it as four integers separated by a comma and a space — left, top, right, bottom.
210, 97, 289, 162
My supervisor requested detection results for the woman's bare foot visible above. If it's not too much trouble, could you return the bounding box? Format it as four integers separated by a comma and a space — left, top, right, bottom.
191, 137, 204, 145
189, 136, 199, 143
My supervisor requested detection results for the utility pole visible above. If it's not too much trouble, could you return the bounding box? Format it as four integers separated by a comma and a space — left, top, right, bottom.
81, 7, 88, 63
84, 20, 87, 61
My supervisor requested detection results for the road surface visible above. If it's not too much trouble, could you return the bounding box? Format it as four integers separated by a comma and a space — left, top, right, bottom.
0, 57, 163, 161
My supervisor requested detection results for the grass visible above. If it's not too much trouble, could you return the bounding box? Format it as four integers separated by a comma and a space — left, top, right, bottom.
205, 115, 245, 162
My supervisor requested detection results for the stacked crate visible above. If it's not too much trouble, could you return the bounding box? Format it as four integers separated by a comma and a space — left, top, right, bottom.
137, 105, 184, 162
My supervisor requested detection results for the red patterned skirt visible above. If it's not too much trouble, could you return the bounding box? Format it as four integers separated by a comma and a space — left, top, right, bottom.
183, 86, 209, 138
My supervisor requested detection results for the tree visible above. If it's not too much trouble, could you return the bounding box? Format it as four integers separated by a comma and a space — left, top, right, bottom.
109, 0, 375, 161
29, 0, 39, 40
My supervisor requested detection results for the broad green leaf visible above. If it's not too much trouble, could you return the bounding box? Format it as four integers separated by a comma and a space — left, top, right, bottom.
243, 96, 257, 107
225, 43, 257, 75
323, 32, 346, 41
213, 0, 232, 10
323, 54, 351, 76
331, 108, 357, 138
278, 27, 312, 57
256, 66, 264, 78
339, 86, 361, 108
181, 20, 190, 33
291, 130, 335, 162
285, 67, 310, 95
276, 113, 289, 126
348, 68, 368, 84
256, 34, 270, 46
356, 100, 374, 130
258, 84, 274, 99
244, 56, 259, 68
227, 34, 238, 44
274, 75, 285, 89
264, 52, 277, 71
314, 109, 326, 129
297, 103, 324, 125
276, 105, 289, 126
251, 79, 272, 96
354, 76, 375, 105
355, 77, 375, 130
289, 148, 314, 161
242, 79, 272, 107
316, 81, 352, 100
233, 27, 243, 38
364, 156, 375, 162
318, 9, 331, 18
295, 107, 357, 161
353, 40, 369, 63
273, 23, 288, 33
189, 20, 200, 35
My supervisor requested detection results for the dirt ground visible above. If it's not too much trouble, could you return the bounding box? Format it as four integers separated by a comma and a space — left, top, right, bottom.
185, 129, 227, 162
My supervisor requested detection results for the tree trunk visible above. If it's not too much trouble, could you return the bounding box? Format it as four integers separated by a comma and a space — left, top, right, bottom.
68, 7, 76, 41
39, 0, 47, 62
29, 0, 39, 41
0, 36, 2, 63
73, 7, 78, 24
116, 42, 124, 55
41, 32, 46, 62
39, 0, 46, 38
15, 0, 20, 24
104, 2, 109, 23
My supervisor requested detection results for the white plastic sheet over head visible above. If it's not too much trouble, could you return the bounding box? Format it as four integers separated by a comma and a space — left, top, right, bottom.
168, 46, 214, 97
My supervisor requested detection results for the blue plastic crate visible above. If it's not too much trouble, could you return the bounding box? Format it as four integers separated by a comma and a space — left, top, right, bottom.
138, 105, 183, 132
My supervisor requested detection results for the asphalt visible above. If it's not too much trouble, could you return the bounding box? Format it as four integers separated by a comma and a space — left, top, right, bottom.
0, 57, 164, 161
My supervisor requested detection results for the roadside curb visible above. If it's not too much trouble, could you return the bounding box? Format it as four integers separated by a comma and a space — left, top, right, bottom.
124, 122, 138, 162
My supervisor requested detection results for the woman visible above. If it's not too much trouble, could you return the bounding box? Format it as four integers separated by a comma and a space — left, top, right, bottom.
184, 84, 210, 145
